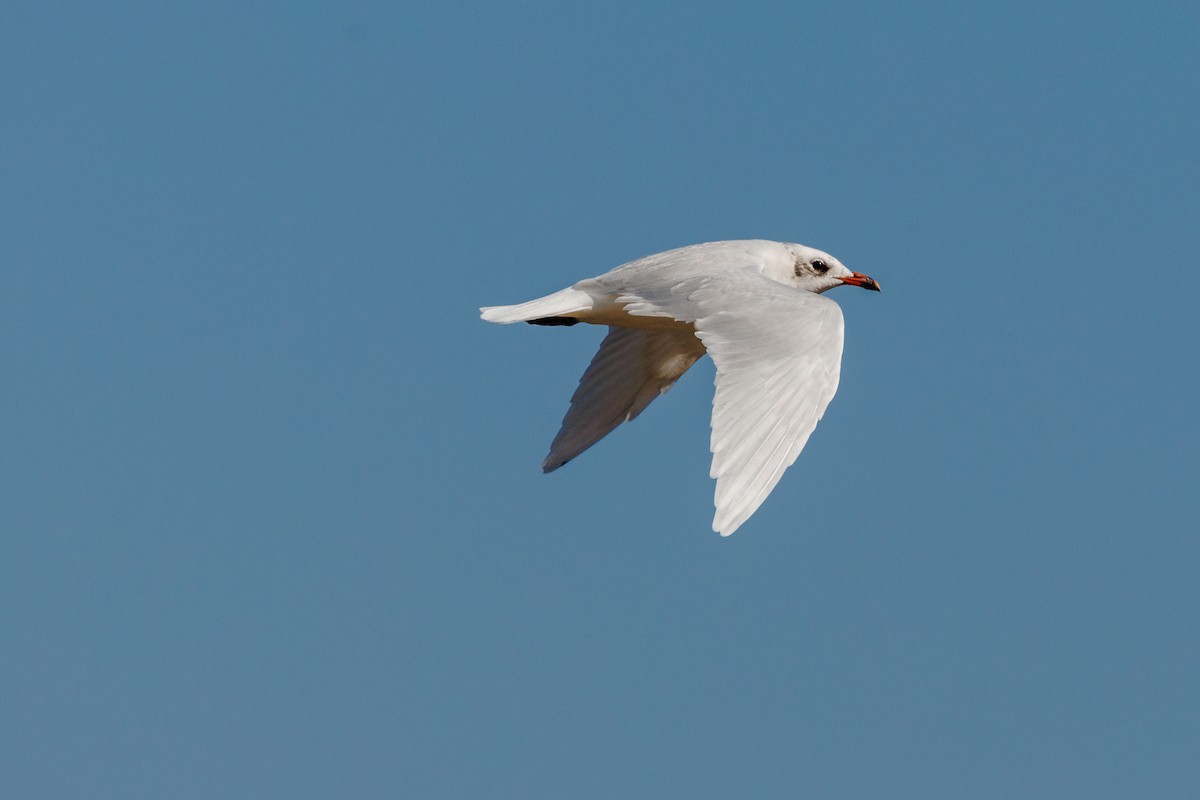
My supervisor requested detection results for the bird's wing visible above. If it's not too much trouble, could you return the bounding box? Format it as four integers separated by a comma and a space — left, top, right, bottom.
620, 268, 846, 535
543, 326, 705, 472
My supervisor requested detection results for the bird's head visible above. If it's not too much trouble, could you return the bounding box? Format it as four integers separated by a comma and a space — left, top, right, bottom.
788, 244, 881, 294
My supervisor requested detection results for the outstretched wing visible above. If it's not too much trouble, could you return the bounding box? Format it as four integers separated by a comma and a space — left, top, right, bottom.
543, 326, 705, 472
617, 268, 846, 536
694, 274, 845, 535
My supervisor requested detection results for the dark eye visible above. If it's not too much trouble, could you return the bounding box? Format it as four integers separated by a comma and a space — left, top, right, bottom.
812, 259, 829, 274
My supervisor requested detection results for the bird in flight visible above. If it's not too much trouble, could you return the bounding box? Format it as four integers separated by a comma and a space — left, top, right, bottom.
481, 240, 880, 536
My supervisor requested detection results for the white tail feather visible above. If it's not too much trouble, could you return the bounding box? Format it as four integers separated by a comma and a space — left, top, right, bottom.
480, 287, 594, 324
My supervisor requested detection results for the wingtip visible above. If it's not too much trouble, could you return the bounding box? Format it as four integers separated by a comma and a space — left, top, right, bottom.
712, 518, 739, 537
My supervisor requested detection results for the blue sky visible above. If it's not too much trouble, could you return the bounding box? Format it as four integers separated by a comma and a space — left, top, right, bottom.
2, 1, 1198, 797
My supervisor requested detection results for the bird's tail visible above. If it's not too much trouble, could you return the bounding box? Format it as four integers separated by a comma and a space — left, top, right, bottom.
480, 286, 594, 324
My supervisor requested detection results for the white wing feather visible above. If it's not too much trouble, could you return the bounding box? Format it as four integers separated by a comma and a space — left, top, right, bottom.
543, 326, 705, 472
618, 267, 845, 536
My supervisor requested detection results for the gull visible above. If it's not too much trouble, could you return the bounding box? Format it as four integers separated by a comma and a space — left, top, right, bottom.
480, 240, 880, 536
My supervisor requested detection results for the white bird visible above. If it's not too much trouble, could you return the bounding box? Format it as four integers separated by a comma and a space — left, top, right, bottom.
481, 240, 880, 536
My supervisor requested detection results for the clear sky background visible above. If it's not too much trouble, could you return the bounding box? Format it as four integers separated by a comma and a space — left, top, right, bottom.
3, 1, 1198, 798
